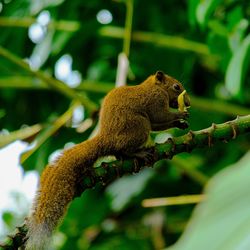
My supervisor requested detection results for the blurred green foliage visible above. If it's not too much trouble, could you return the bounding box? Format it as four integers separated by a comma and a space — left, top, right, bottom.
169, 152, 250, 250
0, 0, 250, 249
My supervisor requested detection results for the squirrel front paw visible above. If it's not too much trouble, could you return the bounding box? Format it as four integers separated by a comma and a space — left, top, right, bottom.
178, 111, 189, 120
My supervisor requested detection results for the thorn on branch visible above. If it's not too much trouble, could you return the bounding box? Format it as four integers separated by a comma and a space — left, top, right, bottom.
209, 123, 217, 147
183, 130, 195, 153
187, 130, 195, 140
230, 122, 238, 139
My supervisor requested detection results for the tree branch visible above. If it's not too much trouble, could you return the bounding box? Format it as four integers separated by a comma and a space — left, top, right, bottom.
79, 115, 250, 190
0, 46, 97, 113
1, 115, 250, 249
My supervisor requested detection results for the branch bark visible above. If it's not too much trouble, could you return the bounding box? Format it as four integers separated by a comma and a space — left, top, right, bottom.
1, 115, 250, 249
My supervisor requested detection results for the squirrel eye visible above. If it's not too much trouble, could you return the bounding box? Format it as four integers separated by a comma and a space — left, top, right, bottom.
174, 83, 180, 91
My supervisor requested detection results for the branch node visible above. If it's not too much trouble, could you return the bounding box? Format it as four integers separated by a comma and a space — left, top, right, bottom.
228, 121, 238, 139
235, 115, 240, 121
211, 123, 217, 130
206, 123, 216, 147
187, 130, 195, 140
183, 130, 195, 152
224, 116, 241, 139
207, 132, 213, 147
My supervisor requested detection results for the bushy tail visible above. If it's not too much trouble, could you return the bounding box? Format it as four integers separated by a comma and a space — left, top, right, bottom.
25, 135, 106, 250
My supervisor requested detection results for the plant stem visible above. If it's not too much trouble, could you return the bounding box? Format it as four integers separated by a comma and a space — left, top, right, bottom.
0, 76, 114, 93
123, 0, 134, 57
0, 17, 80, 32
0, 124, 42, 148
20, 101, 81, 165
0, 16, 210, 56
0, 46, 97, 112
1, 76, 249, 116
99, 26, 212, 56
142, 194, 205, 207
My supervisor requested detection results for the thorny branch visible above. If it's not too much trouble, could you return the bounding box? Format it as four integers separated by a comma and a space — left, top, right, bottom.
1, 115, 250, 249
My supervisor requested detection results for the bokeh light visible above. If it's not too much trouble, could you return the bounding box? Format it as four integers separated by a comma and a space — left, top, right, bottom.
28, 23, 45, 44
96, 9, 113, 24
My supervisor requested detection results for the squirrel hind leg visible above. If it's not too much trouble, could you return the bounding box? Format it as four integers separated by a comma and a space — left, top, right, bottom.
118, 147, 156, 166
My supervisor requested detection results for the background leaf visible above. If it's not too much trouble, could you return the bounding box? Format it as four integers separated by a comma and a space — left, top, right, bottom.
167, 151, 250, 250
30, 0, 66, 15
106, 169, 154, 212
196, 0, 222, 27
225, 34, 250, 101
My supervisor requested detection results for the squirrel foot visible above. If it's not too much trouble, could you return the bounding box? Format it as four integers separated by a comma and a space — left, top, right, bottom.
128, 147, 156, 166
178, 111, 189, 120
115, 147, 156, 166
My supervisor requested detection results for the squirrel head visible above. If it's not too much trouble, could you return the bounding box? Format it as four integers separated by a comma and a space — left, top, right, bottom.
155, 71, 190, 109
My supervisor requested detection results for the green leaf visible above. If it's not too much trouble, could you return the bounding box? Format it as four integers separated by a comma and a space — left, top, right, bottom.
106, 169, 154, 212
228, 19, 248, 52
196, 0, 222, 27
188, 0, 200, 27
225, 34, 250, 101
2, 211, 14, 227
30, 0, 66, 15
167, 151, 250, 250
208, 20, 228, 37
20, 101, 80, 168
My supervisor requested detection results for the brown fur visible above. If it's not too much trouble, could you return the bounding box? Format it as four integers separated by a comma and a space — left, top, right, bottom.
25, 71, 190, 249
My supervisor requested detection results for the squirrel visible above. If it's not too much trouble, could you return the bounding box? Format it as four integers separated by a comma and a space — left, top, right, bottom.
25, 71, 190, 250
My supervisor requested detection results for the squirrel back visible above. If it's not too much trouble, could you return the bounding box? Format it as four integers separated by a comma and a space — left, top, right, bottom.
25, 71, 190, 249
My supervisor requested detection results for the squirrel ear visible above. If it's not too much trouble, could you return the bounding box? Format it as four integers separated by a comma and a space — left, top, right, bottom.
155, 71, 165, 83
